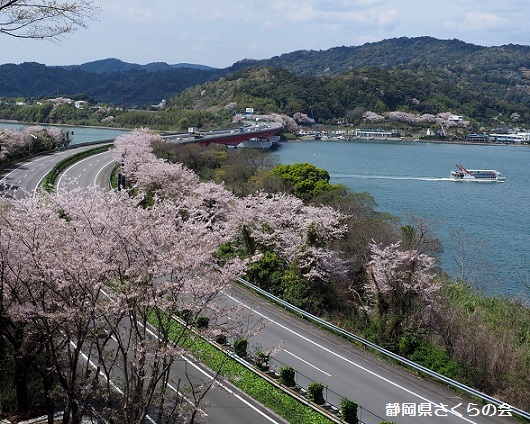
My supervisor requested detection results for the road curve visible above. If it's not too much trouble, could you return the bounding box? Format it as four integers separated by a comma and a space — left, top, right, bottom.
0, 145, 99, 198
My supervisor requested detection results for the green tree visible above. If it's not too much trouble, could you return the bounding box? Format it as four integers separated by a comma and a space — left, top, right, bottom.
271, 163, 341, 200
245, 251, 285, 296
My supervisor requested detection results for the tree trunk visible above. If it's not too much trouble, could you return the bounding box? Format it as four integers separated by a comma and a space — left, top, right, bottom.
14, 353, 30, 415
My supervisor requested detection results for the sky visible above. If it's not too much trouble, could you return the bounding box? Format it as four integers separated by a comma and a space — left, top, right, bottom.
2, 0, 530, 68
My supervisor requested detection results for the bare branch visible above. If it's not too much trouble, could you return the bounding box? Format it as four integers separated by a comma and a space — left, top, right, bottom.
0, 0, 99, 40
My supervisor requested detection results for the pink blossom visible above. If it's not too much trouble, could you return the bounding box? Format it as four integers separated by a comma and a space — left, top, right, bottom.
367, 241, 440, 305
240, 192, 349, 284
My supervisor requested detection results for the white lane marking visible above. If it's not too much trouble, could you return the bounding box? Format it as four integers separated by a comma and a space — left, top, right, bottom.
284, 349, 332, 376
99, 286, 282, 424
136, 318, 281, 423
57, 151, 109, 190
224, 292, 480, 424
94, 160, 116, 188
56, 161, 83, 190
107, 327, 206, 416
70, 339, 157, 424
182, 354, 282, 424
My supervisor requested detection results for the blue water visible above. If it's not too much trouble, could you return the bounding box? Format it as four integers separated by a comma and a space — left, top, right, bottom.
274, 140, 530, 299
1, 122, 527, 297
0, 121, 129, 144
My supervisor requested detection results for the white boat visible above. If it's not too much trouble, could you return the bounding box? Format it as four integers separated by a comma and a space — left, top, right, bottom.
450, 164, 505, 182
237, 135, 279, 149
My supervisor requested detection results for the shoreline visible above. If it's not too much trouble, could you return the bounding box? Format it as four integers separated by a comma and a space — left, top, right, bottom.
0, 119, 131, 132
296, 135, 529, 147
2, 120, 527, 147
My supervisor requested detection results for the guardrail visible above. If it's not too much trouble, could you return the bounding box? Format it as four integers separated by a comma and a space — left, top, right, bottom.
235, 276, 530, 422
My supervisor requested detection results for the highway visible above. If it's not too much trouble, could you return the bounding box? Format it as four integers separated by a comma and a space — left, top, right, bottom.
163, 122, 282, 147
219, 285, 516, 424
1, 146, 522, 424
0, 145, 101, 198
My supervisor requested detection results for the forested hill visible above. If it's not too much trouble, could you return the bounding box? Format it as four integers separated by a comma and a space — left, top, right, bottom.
0, 61, 228, 105
236, 36, 530, 109
2, 37, 530, 110
61, 58, 216, 73
236, 37, 488, 74
167, 66, 530, 128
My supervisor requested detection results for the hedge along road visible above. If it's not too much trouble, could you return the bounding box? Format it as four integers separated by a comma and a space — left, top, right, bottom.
70, 150, 522, 424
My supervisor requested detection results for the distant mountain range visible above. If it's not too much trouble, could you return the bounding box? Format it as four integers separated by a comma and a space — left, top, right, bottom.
0, 60, 228, 105
59, 58, 216, 73
1, 37, 530, 112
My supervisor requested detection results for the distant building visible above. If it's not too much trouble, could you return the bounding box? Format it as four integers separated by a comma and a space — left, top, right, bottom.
151, 99, 166, 109
490, 132, 530, 144
47, 97, 73, 105
74, 101, 89, 109
466, 133, 493, 143
355, 128, 395, 138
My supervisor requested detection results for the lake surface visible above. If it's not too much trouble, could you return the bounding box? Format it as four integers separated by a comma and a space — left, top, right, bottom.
2, 121, 527, 298
274, 140, 530, 299
0, 121, 129, 144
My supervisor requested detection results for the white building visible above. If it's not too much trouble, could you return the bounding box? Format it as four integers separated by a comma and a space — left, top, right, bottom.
489, 132, 530, 144
355, 128, 394, 138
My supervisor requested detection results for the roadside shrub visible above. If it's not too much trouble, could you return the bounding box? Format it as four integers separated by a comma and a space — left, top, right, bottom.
307, 382, 325, 405
195, 315, 209, 330
410, 342, 460, 379
254, 351, 270, 371
279, 366, 296, 387
214, 333, 227, 345
233, 338, 248, 358
341, 399, 359, 423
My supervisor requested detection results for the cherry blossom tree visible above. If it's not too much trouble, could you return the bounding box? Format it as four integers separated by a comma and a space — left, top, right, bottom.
362, 111, 384, 122
112, 130, 352, 312
0, 0, 99, 40
238, 191, 349, 312
367, 241, 439, 347
0, 183, 246, 423
0, 127, 358, 421
0, 125, 69, 163
112, 129, 243, 242
293, 112, 314, 125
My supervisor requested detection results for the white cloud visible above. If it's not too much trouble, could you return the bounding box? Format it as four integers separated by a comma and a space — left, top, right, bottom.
2, 0, 530, 67
445, 11, 508, 31
98, 1, 157, 23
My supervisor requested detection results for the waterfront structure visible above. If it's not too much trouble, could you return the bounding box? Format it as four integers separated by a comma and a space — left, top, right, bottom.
465, 133, 493, 143
355, 128, 395, 139
489, 132, 530, 144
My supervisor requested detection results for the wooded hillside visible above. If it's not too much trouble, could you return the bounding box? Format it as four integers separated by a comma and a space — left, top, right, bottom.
2, 37, 530, 127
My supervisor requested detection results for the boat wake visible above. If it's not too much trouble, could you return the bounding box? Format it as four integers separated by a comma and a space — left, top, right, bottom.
331, 174, 451, 182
